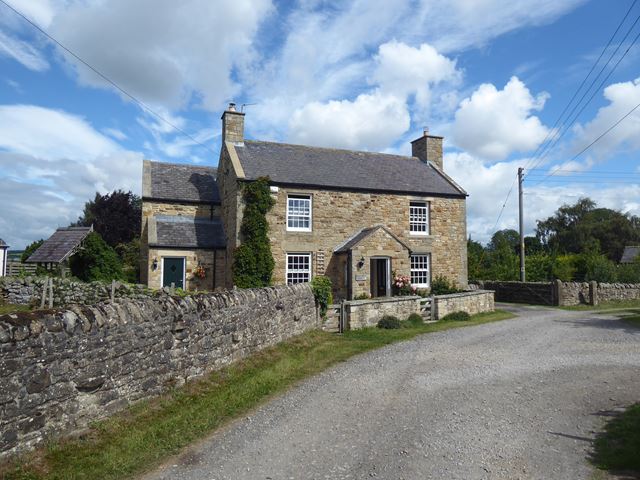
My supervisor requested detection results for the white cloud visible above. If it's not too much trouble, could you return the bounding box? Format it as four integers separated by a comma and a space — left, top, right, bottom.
415, 0, 586, 53
0, 104, 143, 249
444, 152, 640, 244
572, 78, 640, 158
452, 76, 550, 160
0, 30, 49, 71
288, 91, 410, 151
0, 105, 118, 160
48, 0, 272, 110
103, 127, 127, 141
3, 0, 56, 28
373, 40, 461, 108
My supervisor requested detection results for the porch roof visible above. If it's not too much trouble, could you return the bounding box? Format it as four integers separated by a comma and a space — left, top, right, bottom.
334, 225, 411, 253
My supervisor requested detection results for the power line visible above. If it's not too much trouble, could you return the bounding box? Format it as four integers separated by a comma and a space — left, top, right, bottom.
526, 23, 640, 175
522, 0, 639, 172
529, 97, 640, 187
0, 0, 217, 155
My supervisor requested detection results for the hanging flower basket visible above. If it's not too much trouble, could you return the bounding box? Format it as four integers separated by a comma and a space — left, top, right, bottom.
193, 264, 206, 279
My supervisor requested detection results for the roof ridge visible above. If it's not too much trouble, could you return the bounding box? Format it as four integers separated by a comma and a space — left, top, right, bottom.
243, 140, 419, 161
149, 159, 217, 171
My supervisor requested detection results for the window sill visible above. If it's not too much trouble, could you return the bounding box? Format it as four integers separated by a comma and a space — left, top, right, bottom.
409, 232, 430, 236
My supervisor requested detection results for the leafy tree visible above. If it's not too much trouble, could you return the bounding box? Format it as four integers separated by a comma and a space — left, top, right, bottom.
21, 239, 44, 262
467, 238, 486, 281
69, 232, 123, 282
536, 198, 640, 261
232, 177, 275, 288
75, 190, 141, 248
488, 229, 520, 253
115, 238, 140, 283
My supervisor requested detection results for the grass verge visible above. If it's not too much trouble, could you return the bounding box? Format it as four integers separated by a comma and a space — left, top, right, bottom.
2, 309, 514, 480
559, 299, 640, 312
0, 304, 32, 316
591, 403, 640, 477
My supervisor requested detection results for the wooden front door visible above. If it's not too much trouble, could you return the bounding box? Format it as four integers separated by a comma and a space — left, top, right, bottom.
162, 257, 185, 289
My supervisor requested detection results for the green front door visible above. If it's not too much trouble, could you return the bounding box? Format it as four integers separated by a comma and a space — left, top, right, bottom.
162, 257, 185, 289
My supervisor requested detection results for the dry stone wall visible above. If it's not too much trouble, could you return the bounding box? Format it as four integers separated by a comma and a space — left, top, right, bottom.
0, 284, 317, 458
432, 290, 495, 320
474, 280, 640, 306
0, 277, 153, 307
347, 296, 421, 329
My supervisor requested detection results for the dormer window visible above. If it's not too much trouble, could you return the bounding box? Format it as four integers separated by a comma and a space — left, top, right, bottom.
287, 194, 312, 232
409, 201, 429, 235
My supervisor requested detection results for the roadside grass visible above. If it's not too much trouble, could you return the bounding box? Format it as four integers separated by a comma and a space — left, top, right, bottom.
591, 403, 640, 477
559, 299, 640, 312
2, 309, 514, 480
0, 304, 32, 316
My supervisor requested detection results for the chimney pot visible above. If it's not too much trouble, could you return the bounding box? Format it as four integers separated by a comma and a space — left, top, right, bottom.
228, 102, 237, 112
423, 126, 429, 136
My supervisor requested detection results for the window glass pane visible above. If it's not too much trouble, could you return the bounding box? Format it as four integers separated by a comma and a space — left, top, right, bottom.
287, 196, 311, 231
286, 254, 311, 284
409, 202, 429, 234
410, 254, 430, 286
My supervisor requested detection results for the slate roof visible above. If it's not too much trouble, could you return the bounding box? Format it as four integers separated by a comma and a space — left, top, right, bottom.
152, 215, 225, 249
26, 227, 92, 264
145, 160, 220, 203
621, 246, 640, 263
0, 238, 7, 247
234, 141, 466, 196
334, 225, 411, 253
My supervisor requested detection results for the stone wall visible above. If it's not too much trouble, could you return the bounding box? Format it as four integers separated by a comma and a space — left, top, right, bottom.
432, 290, 495, 320
597, 283, 640, 303
560, 281, 640, 306
217, 145, 243, 289
347, 296, 421, 329
0, 277, 153, 307
0, 284, 317, 458
474, 280, 640, 306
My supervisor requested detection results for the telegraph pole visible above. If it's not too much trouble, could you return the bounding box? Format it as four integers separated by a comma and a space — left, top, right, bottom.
518, 167, 525, 282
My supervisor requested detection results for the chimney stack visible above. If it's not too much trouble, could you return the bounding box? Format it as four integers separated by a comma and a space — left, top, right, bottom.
221, 102, 245, 144
411, 129, 443, 171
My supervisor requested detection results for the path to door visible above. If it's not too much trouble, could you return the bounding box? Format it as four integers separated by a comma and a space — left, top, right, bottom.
144, 305, 640, 480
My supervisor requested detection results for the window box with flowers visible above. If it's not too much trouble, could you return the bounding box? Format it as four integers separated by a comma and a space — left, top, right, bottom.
393, 273, 417, 296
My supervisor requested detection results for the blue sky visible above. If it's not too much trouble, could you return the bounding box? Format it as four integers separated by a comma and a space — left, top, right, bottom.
1, 0, 639, 249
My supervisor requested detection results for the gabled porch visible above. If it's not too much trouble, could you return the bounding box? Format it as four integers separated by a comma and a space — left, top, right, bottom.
332, 225, 412, 300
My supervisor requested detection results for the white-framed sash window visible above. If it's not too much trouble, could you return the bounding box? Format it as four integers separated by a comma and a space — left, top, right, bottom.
410, 254, 430, 288
286, 253, 312, 284
286, 194, 312, 231
409, 201, 429, 235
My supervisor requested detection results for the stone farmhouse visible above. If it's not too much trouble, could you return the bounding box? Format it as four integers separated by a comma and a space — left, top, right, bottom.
141, 104, 468, 299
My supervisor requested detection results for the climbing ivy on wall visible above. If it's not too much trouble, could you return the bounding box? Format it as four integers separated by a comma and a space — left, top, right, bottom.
232, 177, 276, 288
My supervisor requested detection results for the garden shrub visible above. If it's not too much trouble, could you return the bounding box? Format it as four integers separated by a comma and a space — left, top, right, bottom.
69, 232, 123, 282
406, 312, 424, 327
430, 275, 461, 295
310, 276, 333, 319
441, 311, 470, 322
377, 315, 401, 329
232, 177, 276, 288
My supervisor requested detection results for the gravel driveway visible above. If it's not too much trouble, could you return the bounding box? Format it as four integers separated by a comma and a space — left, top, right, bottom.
145, 305, 640, 480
